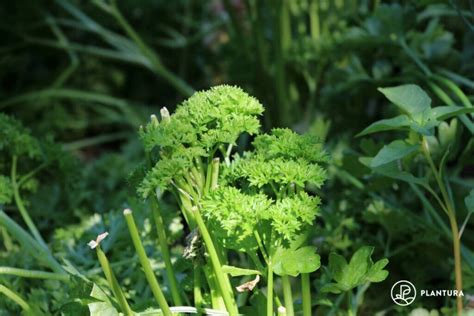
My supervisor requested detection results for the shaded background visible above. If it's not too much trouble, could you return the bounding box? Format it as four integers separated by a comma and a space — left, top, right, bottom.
1, 0, 474, 314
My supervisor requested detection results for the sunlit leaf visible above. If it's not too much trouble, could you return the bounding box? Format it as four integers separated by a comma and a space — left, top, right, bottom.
378, 84, 431, 116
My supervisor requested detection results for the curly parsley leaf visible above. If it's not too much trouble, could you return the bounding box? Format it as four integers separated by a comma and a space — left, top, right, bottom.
253, 128, 328, 163
201, 186, 272, 251
138, 85, 264, 197
0, 175, 13, 204
267, 192, 321, 241
0, 113, 41, 158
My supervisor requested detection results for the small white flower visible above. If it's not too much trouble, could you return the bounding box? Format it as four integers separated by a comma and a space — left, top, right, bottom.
87, 232, 109, 249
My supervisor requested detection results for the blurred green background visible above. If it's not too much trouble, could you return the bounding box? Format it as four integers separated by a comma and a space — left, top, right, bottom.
1, 0, 474, 315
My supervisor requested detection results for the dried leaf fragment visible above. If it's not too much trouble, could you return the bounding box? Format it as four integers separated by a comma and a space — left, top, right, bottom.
235, 275, 260, 292
87, 232, 109, 249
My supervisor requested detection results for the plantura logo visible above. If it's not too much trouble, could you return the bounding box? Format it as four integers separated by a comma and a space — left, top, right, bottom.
391, 280, 416, 306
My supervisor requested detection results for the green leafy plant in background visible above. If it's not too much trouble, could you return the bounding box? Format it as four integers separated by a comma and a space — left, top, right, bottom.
359, 84, 474, 315
219, 1, 474, 129
321, 246, 388, 316
0, 114, 71, 315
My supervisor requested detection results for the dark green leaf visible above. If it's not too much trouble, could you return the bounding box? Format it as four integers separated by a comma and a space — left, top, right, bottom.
370, 140, 419, 168
328, 253, 347, 283
360, 157, 428, 186
326, 246, 389, 292
378, 84, 431, 116
357, 115, 411, 137
430, 106, 474, 121
341, 246, 374, 288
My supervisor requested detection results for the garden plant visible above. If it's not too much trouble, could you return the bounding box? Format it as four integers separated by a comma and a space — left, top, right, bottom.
1, 1, 474, 316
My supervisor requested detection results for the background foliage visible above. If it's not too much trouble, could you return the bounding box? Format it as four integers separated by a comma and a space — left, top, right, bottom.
1, 0, 474, 315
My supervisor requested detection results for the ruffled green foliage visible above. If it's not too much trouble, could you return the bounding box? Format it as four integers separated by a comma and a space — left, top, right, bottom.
0, 114, 43, 200
227, 128, 327, 189
202, 186, 323, 250
0, 113, 41, 159
139, 84, 328, 288
0, 175, 13, 204
228, 155, 326, 189
201, 187, 272, 250
252, 128, 328, 163
139, 149, 202, 197
138, 85, 264, 197
268, 192, 321, 241
211, 128, 327, 249
0, 114, 82, 227
203, 128, 326, 254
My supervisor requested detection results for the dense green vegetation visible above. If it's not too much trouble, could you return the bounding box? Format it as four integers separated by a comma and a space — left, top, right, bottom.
1, 1, 474, 315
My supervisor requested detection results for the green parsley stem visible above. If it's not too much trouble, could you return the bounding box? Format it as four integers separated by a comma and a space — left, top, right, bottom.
194, 267, 204, 314
11, 156, 46, 249
281, 275, 294, 316
151, 199, 184, 306
203, 265, 226, 310
0, 266, 68, 281
0, 284, 30, 312
210, 158, 220, 190
421, 137, 463, 315
0, 210, 64, 274
123, 209, 172, 316
301, 273, 311, 316
267, 261, 274, 316
193, 207, 238, 315
96, 246, 133, 315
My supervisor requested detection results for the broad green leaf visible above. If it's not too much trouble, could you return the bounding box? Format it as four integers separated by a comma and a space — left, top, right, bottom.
88, 302, 119, 316
222, 265, 261, 277
408, 121, 433, 136
466, 190, 474, 212
283, 247, 320, 275
365, 258, 389, 282
328, 253, 347, 283
88, 284, 119, 316
340, 246, 374, 288
356, 115, 411, 137
273, 246, 321, 277
378, 84, 431, 116
360, 157, 428, 186
89, 283, 112, 301
370, 140, 419, 168
326, 246, 388, 292
430, 106, 474, 121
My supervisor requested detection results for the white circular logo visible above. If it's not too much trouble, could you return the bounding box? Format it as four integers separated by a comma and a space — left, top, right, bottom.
391, 280, 416, 306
